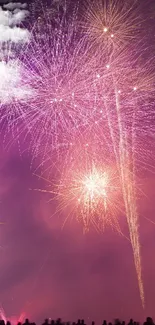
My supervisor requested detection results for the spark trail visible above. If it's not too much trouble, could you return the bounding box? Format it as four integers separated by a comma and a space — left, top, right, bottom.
114, 86, 144, 307
0, 305, 25, 325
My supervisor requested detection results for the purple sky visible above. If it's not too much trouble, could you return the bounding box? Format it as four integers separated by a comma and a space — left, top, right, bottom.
0, 142, 155, 323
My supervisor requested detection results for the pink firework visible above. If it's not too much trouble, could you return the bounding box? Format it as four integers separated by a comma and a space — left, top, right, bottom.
17, 6, 97, 159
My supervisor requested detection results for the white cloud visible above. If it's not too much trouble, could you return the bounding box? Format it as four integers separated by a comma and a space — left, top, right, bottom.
0, 2, 31, 107
13, 8, 29, 18
9, 9, 29, 25
0, 6, 28, 26
0, 24, 29, 42
0, 60, 33, 104
3, 2, 27, 11
0, 4, 29, 43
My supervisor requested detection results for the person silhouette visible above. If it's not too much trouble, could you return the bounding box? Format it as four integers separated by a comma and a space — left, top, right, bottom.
6, 322, 11, 325
0, 320, 5, 325
115, 319, 121, 325
147, 318, 154, 325
50, 320, 55, 325
42, 320, 49, 325
23, 319, 30, 325
128, 319, 133, 325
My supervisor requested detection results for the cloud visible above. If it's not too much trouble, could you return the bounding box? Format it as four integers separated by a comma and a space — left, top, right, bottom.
0, 24, 29, 42
3, 2, 27, 11
0, 4, 29, 44
0, 7, 28, 26
0, 60, 33, 104
0, 2, 31, 104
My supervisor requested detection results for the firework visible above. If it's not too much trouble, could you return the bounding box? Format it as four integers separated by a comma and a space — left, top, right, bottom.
33, 164, 123, 235
0, 305, 25, 325
17, 9, 100, 158
81, 0, 141, 56
1, 0, 155, 309
26, 0, 155, 307
53, 136, 124, 232
57, 166, 121, 233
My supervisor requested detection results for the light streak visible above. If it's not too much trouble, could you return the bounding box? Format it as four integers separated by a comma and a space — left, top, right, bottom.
0, 305, 25, 325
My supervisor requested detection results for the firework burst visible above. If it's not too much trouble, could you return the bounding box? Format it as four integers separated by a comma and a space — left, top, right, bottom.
81, 0, 141, 56
18, 12, 99, 159
53, 137, 124, 233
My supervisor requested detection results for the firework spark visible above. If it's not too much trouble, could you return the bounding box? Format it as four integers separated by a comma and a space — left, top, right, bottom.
55, 144, 123, 233
32, 135, 124, 236
81, 0, 141, 56
2, 0, 155, 310
16, 13, 97, 157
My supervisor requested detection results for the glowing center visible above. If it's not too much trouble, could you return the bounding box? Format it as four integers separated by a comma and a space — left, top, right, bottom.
103, 27, 108, 32
83, 172, 107, 199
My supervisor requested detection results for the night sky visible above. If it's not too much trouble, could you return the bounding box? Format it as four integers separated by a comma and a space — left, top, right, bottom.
0, 0, 155, 323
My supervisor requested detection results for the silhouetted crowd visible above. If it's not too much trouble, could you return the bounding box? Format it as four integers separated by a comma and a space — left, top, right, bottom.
0, 317, 154, 325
